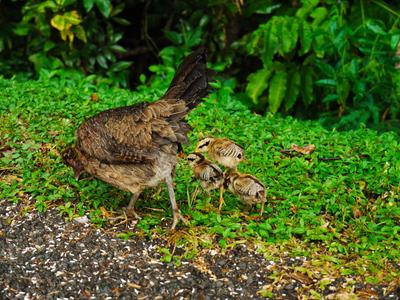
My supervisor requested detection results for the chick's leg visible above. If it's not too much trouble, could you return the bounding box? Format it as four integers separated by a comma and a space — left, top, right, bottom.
218, 185, 225, 212
165, 175, 187, 229
126, 192, 141, 219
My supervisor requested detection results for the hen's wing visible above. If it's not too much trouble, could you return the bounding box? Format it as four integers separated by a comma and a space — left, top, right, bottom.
76, 100, 189, 164
75, 48, 209, 165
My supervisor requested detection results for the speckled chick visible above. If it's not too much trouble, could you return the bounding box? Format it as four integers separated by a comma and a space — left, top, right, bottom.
195, 137, 244, 170
187, 153, 225, 211
225, 171, 266, 215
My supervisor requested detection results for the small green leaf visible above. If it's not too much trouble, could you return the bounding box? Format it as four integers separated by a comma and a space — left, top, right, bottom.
110, 61, 133, 72
245, 68, 272, 104
83, 0, 95, 12
321, 94, 339, 103
96, 55, 108, 68
95, 0, 111, 18
268, 70, 287, 114
74, 25, 87, 43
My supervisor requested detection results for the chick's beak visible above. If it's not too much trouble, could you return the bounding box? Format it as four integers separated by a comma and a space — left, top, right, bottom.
178, 151, 186, 159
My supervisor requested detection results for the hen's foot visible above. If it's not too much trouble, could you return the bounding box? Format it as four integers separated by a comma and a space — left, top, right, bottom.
126, 208, 141, 220
171, 211, 188, 230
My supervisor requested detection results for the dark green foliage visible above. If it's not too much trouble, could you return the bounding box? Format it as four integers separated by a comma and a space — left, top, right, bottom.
1, 0, 400, 128
0, 76, 399, 279
241, 0, 400, 129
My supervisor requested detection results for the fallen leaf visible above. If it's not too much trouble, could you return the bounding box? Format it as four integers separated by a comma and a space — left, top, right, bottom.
291, 144, 316, 155
90, 93, 99, 101
100, 206, 110, 218
0, 174, 22, 184
325, 292, 358, 300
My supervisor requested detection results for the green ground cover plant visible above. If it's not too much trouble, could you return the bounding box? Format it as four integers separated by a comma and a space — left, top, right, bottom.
0, 74, 399, 288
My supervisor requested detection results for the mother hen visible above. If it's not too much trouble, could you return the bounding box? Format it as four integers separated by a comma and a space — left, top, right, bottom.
63, 48, 209, 229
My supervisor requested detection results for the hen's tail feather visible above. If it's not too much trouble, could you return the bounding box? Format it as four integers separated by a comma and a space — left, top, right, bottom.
163, 47, 210, 109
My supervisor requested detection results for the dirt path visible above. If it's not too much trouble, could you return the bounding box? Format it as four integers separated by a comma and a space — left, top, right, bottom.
1, 200, 398, 299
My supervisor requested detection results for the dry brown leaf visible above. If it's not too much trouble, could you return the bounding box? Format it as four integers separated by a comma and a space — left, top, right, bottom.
100, 206, 110, 218
291, 144, 316, 155
90, 93, 99, 101
325, 292, 358, 300
0, 174, 22, 184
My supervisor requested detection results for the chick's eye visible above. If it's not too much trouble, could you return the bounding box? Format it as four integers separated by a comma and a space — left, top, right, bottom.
199, 141, 210, 148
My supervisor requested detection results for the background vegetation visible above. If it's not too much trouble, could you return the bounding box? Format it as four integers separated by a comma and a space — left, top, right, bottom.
1, 75, 399, 288
1, 0, 400, 130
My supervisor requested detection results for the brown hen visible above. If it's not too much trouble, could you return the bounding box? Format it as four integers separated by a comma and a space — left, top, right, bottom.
63, 48, 209, 229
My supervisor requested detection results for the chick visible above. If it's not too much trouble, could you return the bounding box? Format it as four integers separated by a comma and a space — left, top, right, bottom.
187, 153, 225, 211
224, 170, 266, 215
195, 137, 244, 170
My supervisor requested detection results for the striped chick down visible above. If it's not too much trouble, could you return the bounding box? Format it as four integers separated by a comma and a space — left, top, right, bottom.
225, 170, 266, 215
187, 153, 225, 210
195, 137, 244, 170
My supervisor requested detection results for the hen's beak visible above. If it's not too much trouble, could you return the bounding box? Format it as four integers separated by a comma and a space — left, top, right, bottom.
74, 169, 82, 181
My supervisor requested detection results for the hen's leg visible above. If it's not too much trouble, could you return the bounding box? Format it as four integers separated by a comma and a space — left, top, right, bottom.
126, 192, 141, 219
165, 175, 187, 229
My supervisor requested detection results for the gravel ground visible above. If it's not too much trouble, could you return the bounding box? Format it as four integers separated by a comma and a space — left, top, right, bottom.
1, 199, 399, 299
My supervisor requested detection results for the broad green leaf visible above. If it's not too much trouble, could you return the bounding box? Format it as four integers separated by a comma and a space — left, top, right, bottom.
187, 27, 202, 47
50, 11, 81, 32
299, 20, 312, 55
165, 30, 182, 44
13, 23, 31, 36
390, 34, 400, 50
287, 18, 299, 52
246, 29, 262, 55
337, 79, 350, 104
110, 45, 127, 54
83, 0, 95, 12
285, 70, 301, 111
315, 60, 335, 77
262, 21, 278, 67
112, 17, 131, 26
296, 0, 319, 19
96, 55, 108, 68
95, 0, 111, 18
310, 7, 328, 28
315, 79, 336, 87
366, 19, 386, 35
245, 68, 272, 104
301, 67, 315, 105
268, 70, 287, 114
